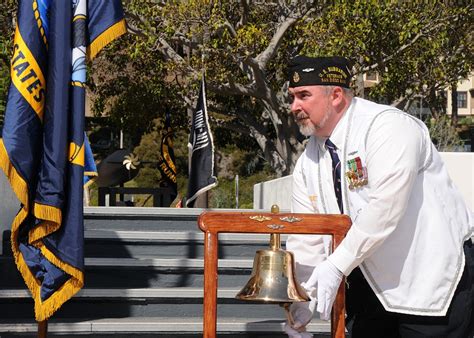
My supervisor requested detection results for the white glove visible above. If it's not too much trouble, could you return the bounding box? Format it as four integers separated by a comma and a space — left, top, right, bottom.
301, 259, 343, 321
283, 297, 316, 337
284, 323, 313, 338
287, 298, 317, 330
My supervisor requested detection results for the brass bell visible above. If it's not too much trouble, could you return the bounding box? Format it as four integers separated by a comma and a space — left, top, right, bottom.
235, 205, 309, 303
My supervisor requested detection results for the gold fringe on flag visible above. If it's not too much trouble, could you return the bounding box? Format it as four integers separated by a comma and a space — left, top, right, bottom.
0, 139, 84, 321
34, 245, 84, 321
87, 19, 127, 60
30, 203, 62, 242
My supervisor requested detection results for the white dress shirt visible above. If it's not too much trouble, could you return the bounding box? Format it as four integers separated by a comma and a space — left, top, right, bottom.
287, 97, 473, 315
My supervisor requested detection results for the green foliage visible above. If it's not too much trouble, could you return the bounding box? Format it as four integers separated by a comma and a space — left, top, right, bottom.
88, 34, 185, 148
1, 1, 469, 203
208, 177, 235, 208
297, 1, 473, 113
0, 1, 16, 126
0, 68, 8, 126
130, 115, 269, 208
133, 166, 162, 188
427, 115, 464, 151
459, 116, 474, 128
115, 0, 474, 177
132, 117, 188, 199
209, 169, 276, 209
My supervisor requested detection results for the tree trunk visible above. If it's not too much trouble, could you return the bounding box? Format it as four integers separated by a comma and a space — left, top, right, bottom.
354, 72, 365, 99
450, 83, 458, 127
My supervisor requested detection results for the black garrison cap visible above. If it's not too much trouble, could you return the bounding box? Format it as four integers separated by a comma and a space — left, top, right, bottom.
288, 56, 352, 88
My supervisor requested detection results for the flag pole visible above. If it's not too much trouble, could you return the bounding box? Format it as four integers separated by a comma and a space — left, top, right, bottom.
199, 65, 208, 209
38, 320, 48, 338
200, 47, 208, 209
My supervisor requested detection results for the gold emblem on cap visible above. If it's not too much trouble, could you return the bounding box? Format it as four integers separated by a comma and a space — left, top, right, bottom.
293, 71, 300, 83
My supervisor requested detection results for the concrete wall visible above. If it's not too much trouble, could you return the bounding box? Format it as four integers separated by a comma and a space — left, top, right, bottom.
254, 152, 474, 212
253, 175, 293, 211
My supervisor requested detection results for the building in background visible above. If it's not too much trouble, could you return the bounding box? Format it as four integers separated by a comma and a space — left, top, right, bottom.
446, 75, 474, 117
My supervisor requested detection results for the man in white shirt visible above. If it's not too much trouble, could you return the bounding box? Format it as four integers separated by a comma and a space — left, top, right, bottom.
284, 55, 474, 338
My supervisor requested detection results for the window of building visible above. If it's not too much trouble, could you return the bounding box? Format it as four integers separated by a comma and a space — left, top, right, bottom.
457, 91, 467, 108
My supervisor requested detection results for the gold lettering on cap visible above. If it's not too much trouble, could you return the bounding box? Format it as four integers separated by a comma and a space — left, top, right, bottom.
319, 66, 348, 84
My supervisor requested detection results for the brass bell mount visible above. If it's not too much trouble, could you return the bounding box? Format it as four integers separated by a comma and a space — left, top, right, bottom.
235, 204, 309, 307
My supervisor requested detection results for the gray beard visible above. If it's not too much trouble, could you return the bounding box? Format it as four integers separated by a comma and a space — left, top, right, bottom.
297, 109, 331, 136
298, 122, 316, 137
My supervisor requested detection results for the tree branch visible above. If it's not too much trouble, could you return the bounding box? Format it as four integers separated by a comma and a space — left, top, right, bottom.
359, 14, 465, 74
222, 20, 237, 38
237, 0, 250, 29
124, 12, 148, 37
207, 81, 260, 98
256, 5, 315, 68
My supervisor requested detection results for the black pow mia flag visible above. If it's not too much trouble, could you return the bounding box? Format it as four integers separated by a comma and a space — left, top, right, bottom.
186, 75, 217, 207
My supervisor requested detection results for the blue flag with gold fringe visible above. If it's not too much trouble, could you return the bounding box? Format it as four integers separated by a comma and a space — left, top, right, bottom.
0, 0, 126, 321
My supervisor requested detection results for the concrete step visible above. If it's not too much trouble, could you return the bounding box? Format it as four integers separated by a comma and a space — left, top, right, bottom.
3, 301, 287, 320
0, 256, 254, 270
84, 230, 280, 243
0, 256, 255, 288
0, 317, 332, 337
83, 230, 282, 259
0, 288, 321, 323
84, 256, 253, 268
1, 207, 317, 336
1, 287, 244, 299
3, 230, 286, 258
83, 207, 276, 231
1, 285, 290, 319
84, 207, 203, 232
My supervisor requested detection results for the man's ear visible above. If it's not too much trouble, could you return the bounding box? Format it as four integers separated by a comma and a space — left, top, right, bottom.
330, 86, 344, 107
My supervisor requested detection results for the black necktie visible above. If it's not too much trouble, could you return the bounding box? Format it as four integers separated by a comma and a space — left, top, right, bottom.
325, 139, 343, 213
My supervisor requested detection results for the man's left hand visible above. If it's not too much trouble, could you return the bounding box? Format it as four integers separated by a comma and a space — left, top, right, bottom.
301, 259, 343, 321
284, 323, 314, 338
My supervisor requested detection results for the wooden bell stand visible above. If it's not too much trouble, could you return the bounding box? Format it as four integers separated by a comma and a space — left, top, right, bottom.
198, 211, 352, 338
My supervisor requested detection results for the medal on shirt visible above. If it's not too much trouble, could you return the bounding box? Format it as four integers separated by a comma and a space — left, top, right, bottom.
309, 195, 319, 212
345, 157, 368, 189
